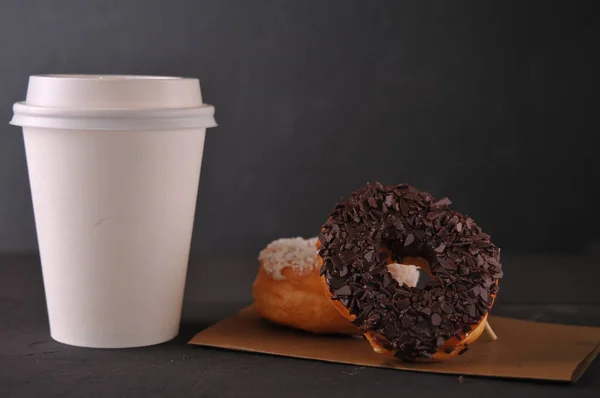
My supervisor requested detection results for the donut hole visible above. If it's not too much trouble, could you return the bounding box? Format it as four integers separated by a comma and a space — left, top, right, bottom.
386, 255, 434, 289
385, 237, 440, 284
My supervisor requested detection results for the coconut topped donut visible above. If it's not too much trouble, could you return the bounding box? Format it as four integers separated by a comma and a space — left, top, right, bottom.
319, 183, 502, 361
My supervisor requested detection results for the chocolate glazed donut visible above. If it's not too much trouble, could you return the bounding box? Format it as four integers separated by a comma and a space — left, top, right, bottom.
318, 183, 503, 361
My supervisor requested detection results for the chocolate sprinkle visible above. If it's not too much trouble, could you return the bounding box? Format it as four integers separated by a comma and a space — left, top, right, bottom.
320, 183, 502, 361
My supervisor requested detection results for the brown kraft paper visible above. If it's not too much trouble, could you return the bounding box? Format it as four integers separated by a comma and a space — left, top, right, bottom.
189, 306, 600, 382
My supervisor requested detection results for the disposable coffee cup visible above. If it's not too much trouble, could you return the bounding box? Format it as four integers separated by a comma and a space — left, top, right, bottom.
10, 75, 217, 348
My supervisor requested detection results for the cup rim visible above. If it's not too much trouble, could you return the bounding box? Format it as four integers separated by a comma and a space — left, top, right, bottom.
11, 102, 217, 130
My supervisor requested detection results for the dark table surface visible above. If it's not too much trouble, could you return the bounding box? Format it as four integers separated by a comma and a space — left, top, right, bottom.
1, 253, 599, 397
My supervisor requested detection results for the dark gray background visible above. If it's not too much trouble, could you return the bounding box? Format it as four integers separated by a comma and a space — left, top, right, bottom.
0, 0, 598, 255
1, 4, 599, 396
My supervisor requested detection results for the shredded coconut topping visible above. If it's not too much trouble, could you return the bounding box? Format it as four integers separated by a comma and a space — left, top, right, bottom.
259, 237, 319, 280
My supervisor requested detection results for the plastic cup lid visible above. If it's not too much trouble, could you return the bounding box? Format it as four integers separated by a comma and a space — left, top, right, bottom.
10, 75, 217, 131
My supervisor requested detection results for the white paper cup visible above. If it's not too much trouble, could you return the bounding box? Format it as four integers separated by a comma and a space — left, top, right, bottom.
10, 75, 217, 348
